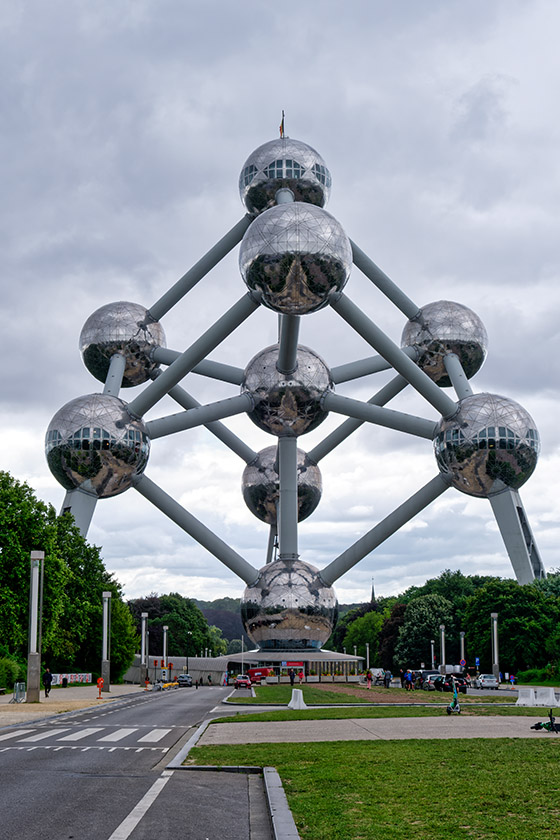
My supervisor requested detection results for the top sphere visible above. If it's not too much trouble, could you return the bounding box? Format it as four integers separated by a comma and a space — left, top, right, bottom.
239, 203, 352, 315
239, 137, 331, 215
434, 393, 539, 498
80, 302, 166, 387
401, 301, 488, 387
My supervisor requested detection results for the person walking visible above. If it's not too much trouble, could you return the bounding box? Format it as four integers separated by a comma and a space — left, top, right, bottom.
42, 668, 53, 698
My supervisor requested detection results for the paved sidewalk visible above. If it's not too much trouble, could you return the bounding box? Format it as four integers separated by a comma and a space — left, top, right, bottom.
197, 714, 552, 745
0, 683, 140, 725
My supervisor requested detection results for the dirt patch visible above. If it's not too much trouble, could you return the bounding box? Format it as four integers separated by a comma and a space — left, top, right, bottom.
311, 683, 430, 704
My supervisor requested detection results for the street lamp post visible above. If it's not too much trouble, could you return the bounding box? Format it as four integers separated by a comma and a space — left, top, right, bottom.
460, 631, 466, 665
491, 613, 500, 681
186, 630, 192, 674
101, 591, 112, 692
163, 625, 168, 679
430, 639, 435, 669
27, 551, 44, 703
439, 624, 446, 673
140, 612, 148, 685
366, 642, 370, 671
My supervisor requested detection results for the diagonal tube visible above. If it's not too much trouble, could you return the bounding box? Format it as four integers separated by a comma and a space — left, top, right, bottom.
148, 215, 252, 321
330, 293, 457, 418
133, 474, 260, 585
320, 474, 450, 585
127, 292, 260, 418
322, 392, 437, 439
331, 347, 418, 384
146, 393, 254, 440
350, 239, 421, 320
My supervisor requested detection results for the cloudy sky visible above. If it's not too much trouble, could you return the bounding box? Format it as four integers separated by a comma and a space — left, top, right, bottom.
2, 0, 559, 606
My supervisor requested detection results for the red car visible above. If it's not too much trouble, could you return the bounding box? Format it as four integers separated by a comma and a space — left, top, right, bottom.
234, 674, 252, 690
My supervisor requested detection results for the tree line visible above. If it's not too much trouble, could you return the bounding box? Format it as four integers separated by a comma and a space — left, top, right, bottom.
325, 568, 560, 676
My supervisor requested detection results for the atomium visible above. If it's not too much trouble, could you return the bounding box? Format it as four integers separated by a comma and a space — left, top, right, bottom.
46, 130, 545, 655
242, 446, 322, 524
241, 559, 338, 650
241, 344, 333, 436
434, 393, 540, 498
80, 301, 166, 387
45, 394, 150, 497
401, 301, 488, 387
239, 202, 352, 315
239, 137, 332, 215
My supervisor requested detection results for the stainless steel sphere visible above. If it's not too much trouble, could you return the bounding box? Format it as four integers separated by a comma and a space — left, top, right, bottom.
239, 203, 352, 315
45, 394, 150, 498
242, 344, 333, 436
239, 137, 331, 215
241, 559, 338, 650
434, 393, 539, 498
401, 301, 488, 387
242, 446, 322, 524
80, 302, 166, 387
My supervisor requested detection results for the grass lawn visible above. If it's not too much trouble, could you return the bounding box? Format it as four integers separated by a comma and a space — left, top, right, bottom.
227, 683, 516, 707
189, 738, 560, 839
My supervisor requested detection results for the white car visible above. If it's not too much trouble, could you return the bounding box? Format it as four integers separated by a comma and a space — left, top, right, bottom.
475, 674, 499, 690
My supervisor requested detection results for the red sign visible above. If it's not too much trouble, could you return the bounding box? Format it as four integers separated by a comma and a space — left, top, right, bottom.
286, 661, 304, 667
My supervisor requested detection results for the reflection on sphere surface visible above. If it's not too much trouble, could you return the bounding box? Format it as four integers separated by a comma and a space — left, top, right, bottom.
242, 344, 332, 436
241, 559, 338, 650
239, 203, 351, 315
434, 393, 539, 497
239, 137, 331, 215
401, 300, 488, 387
45, 394, 150, 498
242, 446, 322, 524
80, 301, 165, 387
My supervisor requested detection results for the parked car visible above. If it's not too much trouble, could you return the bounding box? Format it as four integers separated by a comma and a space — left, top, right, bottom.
177, 674, 193, 687
234, 674, 252, 690
475, 673, 499, 690
421, 672, 442, 691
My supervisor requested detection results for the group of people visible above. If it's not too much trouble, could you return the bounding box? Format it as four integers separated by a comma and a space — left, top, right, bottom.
365, 669, 393, 688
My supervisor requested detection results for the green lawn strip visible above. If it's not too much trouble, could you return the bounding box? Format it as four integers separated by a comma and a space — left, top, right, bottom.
227, 684, 516, 706
188, 739, 560, 840
215, 705, 559, 723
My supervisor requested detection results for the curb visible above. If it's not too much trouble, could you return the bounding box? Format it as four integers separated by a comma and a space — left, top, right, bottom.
167, 718, 301, 838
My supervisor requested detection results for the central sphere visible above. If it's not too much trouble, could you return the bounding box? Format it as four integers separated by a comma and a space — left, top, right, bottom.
45, 394, 150, 498
241, 559, 338, 650
401, 301, 488, 387
242, 446, 322, 524
242, 344, 333, 436
239, 203, 352, 315
80, 302, 166, 387
434, 393, 539, 497
239, 137, 332, 215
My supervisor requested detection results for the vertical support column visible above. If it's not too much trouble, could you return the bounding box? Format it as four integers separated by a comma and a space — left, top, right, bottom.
439, 624, 446, 673
366, 643, 370, 672
163, 625, 168, 673
430, 639, 435, 670
140, 612, 148, 685
101, 591, 111, 692
460, 631, 466, 664
266, 525, 277, 565
491, 613, 500, 682
26, 551, 44, 703
277, 436, 298, 561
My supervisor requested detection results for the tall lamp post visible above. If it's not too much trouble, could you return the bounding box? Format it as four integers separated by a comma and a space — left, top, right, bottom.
460, 631, 466, 665
430, 639, 435, 669
140, 612, 148, 685
491, 612, 500, 681
186, 630, 192, 674
27, 551, 44, 703
101, 591, 112, 692
163, 625, 168, 679
439, 624, 446, 673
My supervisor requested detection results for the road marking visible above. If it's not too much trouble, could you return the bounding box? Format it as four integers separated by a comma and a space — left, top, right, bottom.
107, 771, 173, 840
137, 728, 171, 743
97, 728, 137, 743
58, 728, 104, 741
0, 729, 35, 741
20, 728, 71, 742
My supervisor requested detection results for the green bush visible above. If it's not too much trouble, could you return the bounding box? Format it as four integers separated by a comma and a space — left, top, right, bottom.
517, 663, 559, 684
0, 656, 24, 690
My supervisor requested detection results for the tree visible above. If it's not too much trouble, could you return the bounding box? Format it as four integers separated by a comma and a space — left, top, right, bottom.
342, 610, 386, 665
377, 602, 407, 669
0, 471, 137, 679
463, 580, 558, 673
394, 594, 455, 669
128, 592, 213, 659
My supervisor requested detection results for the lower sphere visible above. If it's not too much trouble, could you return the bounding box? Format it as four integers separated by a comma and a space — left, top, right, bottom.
434, 393, 539, 497
241, 559, 338, 650
45, 394, 150, 498
242, 446, 322, 524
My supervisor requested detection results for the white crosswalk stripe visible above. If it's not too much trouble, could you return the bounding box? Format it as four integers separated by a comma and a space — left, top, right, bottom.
20, 729, 71, 742
0, 729, 35, 741
57, 728, 104, 741
97, 728, 137, 743
137, 729, 171, 743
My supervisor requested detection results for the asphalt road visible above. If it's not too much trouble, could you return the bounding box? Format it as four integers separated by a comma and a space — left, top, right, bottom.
0, 685, 243, 839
